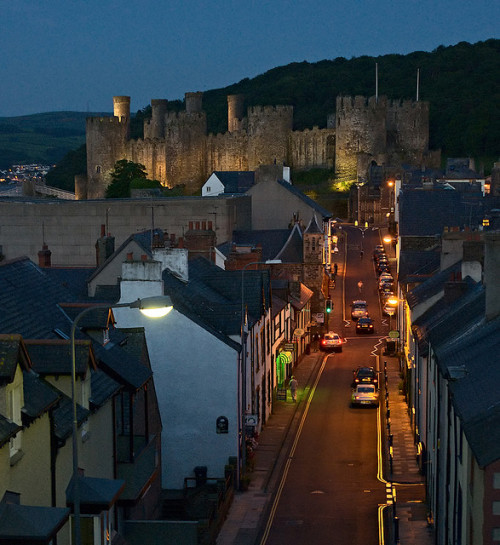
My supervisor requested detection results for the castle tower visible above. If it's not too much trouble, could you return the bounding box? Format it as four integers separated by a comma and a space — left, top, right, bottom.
185, 92, 203, 114
113, 96, 131, 121
150, 99, 168, 138
335, 95, 387, 183
227, 94, 245, 132
247, 105, 293, 170
386, 99, 429, 162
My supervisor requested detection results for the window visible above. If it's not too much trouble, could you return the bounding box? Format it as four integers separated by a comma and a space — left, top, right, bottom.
96, 165, 101, 174
206, 186, 211, 193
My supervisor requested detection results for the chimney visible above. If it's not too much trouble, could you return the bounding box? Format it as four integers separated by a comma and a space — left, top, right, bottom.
95, 225, 115, 267
38, 243, 52, 268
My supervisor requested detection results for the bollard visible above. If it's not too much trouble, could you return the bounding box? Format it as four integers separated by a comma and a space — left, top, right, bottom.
394, 516, 399, 543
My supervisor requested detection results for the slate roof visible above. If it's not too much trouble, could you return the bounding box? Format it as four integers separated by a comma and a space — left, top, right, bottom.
93, 335, 152, 390
22, 371, 60, 423
225, 224, 304, 264
437, 313, 500, 467
399, 188, 466, 236
211, 171, 255, 194
0, 257, 77, 339
43, 266, 96, 301
24, 339, 96, 378
276, 179, 332, 220
412, 280, 484, 355
66, 475, 125, 512
227, 229, 295, 261
304, 214, 323, 234
406, 261, 462, 309
0, 502, 70, 543
90, 368, 122, 409
0, 414, 21, 447
398, 249, 441, 285
162, 257, 269, 348
53, 389, 90, 442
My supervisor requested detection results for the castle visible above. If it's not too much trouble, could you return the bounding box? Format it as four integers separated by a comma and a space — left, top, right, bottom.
81, 92, 440, 198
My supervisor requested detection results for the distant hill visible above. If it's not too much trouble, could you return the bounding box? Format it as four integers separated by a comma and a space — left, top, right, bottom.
2, 39, 499, 189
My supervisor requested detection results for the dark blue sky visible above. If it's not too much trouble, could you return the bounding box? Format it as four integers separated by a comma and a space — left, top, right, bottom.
1, 0, 498, 117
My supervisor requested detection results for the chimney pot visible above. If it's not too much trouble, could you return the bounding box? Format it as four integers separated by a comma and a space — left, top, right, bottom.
101, 224, 106, 237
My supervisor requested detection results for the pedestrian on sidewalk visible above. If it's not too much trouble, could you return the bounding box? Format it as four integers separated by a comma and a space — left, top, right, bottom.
289, 376, 298, 402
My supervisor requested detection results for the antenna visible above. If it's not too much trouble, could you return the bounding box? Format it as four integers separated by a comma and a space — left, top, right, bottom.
42, 221, 45, 245
416, 69, 420, 102
375, 63, 379, 103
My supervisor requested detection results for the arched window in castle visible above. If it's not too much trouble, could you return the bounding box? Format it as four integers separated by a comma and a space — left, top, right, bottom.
96, 165, 101, 174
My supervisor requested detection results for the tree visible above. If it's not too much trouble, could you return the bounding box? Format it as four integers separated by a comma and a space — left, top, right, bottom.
105, 159, 147, 198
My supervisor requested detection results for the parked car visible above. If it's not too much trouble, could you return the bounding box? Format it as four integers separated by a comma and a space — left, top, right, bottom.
351, 300, 368, 320
383, 302, 397, 316
380, 291, 395, 305
352, 366, 379, 387
356, 316, 374, 334
320, 331, 345, 352
351, 384, 379, 406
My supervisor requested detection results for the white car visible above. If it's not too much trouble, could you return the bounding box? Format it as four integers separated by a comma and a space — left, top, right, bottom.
351, 384, 379, 407
320, 332, 344, 352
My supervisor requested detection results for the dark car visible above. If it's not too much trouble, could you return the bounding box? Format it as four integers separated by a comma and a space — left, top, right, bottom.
352, 366, 379, 387
356, 316, 374, 334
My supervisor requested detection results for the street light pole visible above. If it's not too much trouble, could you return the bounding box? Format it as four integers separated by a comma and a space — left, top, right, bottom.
239, 260, 280, 489
70, 296, 172, 545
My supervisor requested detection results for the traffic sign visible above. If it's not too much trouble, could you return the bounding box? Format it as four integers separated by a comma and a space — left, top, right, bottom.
389, 330, 399, 338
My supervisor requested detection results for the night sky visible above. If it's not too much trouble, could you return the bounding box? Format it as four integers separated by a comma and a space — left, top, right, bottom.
1, 0, 498, 117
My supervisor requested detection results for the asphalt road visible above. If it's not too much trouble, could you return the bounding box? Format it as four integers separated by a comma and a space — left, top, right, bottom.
262, 225, 391, 545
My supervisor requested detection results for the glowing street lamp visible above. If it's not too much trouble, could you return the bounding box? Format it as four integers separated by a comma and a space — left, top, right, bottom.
70, 295, 172, 545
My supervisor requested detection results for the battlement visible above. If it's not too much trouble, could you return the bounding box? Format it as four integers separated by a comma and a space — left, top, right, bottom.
337, 95, 388, 112
248, 105, 293, 117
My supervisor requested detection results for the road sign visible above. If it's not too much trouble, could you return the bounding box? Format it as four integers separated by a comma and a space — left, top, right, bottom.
389, 330, 400, 338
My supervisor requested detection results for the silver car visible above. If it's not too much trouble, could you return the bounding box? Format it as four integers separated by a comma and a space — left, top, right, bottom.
351, 384, 379, 406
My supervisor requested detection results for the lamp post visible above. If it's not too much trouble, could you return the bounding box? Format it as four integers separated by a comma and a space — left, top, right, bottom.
70, 295, 173, 545
239, 260, 281, 489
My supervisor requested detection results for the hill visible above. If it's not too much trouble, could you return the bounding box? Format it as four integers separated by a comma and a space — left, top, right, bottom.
2, 39, 499, 189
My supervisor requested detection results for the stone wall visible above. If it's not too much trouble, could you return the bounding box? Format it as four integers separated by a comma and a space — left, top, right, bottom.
0, 195, 251, 266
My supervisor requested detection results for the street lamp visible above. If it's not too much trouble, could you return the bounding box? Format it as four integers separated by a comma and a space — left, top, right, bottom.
70, 295, 173, 545
239, 260, 281, 489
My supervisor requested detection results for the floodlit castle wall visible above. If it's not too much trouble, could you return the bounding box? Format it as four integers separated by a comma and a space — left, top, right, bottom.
335, 95, 387, 183
290, 127, 336, 169
247, 105, 293, 169
84, 92, 432, 198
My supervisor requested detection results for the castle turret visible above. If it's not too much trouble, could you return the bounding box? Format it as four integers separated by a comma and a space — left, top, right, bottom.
150, 99, 168, 138
185, 92, 203, 114
113, 96, 131, 121
227, 94, 245, 132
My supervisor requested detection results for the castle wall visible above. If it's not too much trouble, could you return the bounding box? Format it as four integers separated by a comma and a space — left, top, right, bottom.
206, 132, 249, 172
0, 196, 251, 266
84, 93, 432, 197
290, 127, 336, 169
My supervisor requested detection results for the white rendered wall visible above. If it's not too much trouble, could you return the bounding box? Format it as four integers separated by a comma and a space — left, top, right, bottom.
115, 279, 239, 489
